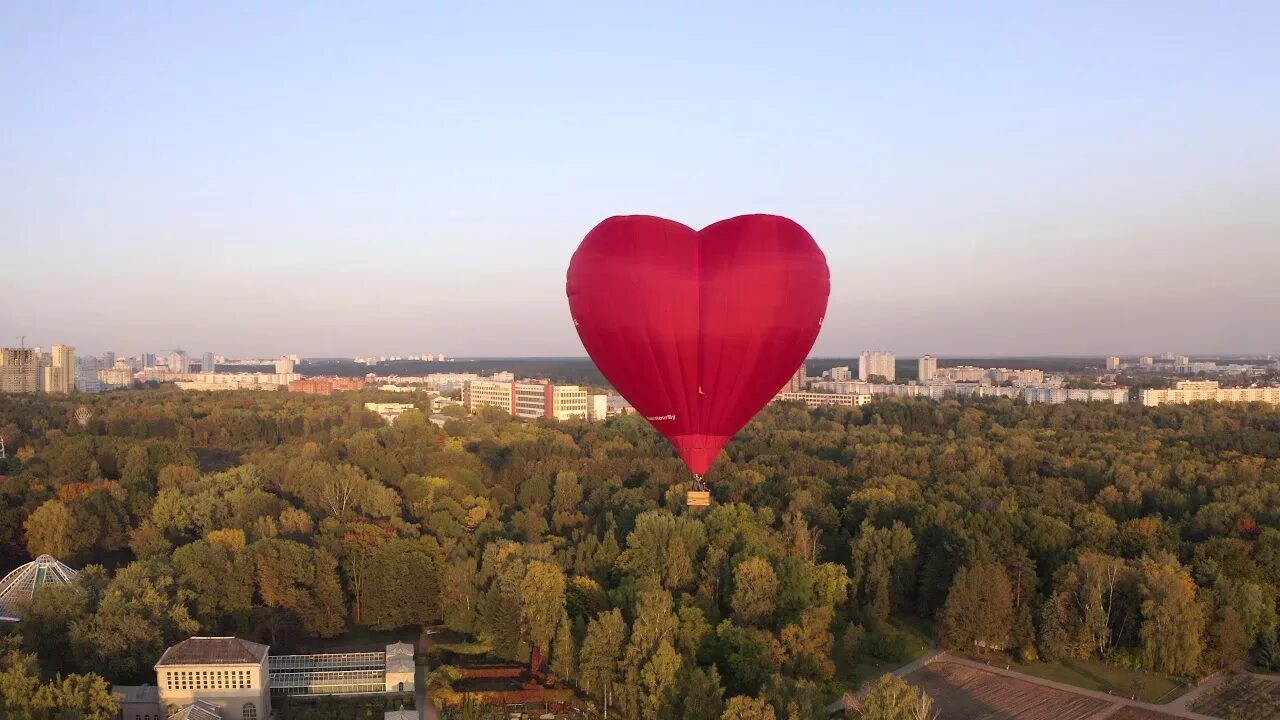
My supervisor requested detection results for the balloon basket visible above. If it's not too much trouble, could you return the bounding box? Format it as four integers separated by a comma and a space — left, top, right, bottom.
686, 491, 711, 507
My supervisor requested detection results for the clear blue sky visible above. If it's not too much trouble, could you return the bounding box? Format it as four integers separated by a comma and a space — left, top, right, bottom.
3, 2, 1277, 357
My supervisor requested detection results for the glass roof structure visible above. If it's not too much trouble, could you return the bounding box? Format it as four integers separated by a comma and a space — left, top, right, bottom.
0, 555, 79, 621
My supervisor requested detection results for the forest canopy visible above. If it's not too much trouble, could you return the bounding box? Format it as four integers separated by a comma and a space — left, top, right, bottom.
1, 388, 1278, 718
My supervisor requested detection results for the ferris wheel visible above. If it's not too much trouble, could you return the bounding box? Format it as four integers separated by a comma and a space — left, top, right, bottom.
74, 406, 92, 428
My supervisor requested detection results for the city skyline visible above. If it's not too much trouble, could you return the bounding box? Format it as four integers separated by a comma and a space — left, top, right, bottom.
3, 4, 1278, 356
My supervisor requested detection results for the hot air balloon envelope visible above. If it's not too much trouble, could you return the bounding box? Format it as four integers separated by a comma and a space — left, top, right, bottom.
567, 214, 830, 476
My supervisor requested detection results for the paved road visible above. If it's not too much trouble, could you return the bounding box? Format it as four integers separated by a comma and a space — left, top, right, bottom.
417, 630, 442, 720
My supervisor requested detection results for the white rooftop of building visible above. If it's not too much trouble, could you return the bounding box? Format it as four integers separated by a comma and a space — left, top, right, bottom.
169, 700, 222, 720
0, 554, 78, 621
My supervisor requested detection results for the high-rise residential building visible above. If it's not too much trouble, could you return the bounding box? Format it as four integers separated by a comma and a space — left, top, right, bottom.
1106, 356, 1122, 371
784, 364, 808, 393
142, 353, 157, 369
275, 357, 296, 374
1140, 356, 1154, 366
168, 350, 189, 373
99, 361, 135, 387
43, 344, 75, 394
918, 355, 937, 382
859, 351, 896, 382
823, 366, 852, 382
202, 352, 215, 372
0, 348, 38, 393
103, 351, 115, 368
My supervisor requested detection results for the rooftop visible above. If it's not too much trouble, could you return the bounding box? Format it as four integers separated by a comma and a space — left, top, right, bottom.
169, 700, 222, 720
112, 685, 160, 703
156, 637, 269, 667
0, 554, 79, 621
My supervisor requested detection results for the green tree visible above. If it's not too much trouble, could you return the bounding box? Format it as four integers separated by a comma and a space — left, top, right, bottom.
172, 538, 255, 630
675, 666, 726, 720
579, 608, 628, 704
778, 606, 836, 681
550, 617, 577, 680
850, 521, 916, 622
0, 638, 117, 720
520, 560, 568, 655
1137, 555, 1204, 676
365, 538, 444, 629
639, 640, 682, 719
721, 695, 776, 720
71, 560, 199, 681
24, 500, 85, 561
12, 582, 90, 677
732, 557, 779, 626
1211, 606, 1248, 670
851, 674, 937, 720
941, 562, 1013, 652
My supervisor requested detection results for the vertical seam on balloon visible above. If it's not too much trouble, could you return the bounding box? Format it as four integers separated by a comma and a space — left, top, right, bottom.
692, 213, 703, 472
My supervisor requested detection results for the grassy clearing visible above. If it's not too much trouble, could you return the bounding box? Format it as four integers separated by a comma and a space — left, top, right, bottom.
989, 655, 1185, 703
834, 615, 935, 692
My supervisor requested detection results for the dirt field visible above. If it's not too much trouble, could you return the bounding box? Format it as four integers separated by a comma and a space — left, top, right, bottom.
906, 661, 1112, 720
1189, 674, 1280, 720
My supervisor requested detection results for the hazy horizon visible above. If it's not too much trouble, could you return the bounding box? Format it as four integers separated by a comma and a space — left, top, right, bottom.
4, 4, 1278, 357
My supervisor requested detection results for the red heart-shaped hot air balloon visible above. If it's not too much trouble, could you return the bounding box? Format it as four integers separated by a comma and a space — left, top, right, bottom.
567, 214, 830, 476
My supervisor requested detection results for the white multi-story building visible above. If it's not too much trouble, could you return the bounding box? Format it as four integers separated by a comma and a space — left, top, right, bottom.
810, 380, 874, 395
1021, 386, 1128, 404
463, 378, 516, 414
822, 366, 852, 382
462, 377, 591, 421
918, 356, 937, 382
989, 368, 1045, 386
274, 357, 296, 374
168, 350, 190, 374
544, 384, 589, 421
934, 365, 986, 383
99, 362, 135, 387
587, 394, 609, 422
1106, 356, 1122, 371
1140, 356, 1154, 366
202, 352, 215, 373
859, 351, 895, 382
43, 344, 75, 394
364, 403, 419, 424
1141, 381, 1280, 407
775, 391, 873, 408
123, 637, 415, 720
172, 372, 300, 391
154, 637, 271, 720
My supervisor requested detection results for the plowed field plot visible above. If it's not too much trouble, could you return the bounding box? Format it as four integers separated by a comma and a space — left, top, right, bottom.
906, 661, 1111, 720
1189, 674, 1280, 719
